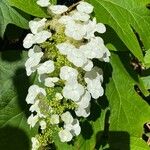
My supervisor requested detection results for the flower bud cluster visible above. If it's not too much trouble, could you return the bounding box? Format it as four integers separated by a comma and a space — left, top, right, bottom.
23, 1, 110, 149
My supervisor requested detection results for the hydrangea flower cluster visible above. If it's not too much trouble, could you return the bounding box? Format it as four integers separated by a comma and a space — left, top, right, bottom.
23, 0, 110, 149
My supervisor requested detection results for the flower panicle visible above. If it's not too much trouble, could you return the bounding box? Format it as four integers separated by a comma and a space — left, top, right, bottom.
23, 0, 110, 149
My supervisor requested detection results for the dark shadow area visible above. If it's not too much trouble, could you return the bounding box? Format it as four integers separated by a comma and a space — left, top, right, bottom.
88, 100, 102, 121
80, 120, 93, 140
0, 126, 30, 150
100, 25, 129, 52
13, 67, 32, 118
108, 131, 130, 150
57, 0, 79, 6
0, 24, 29, 52
1, 50, 22, 62
95, 110, 130, 150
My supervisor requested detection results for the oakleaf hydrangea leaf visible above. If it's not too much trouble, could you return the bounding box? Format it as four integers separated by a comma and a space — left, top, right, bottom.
106, 53, 150, 149
0, 51, 37, 149
87, 0, 150, 62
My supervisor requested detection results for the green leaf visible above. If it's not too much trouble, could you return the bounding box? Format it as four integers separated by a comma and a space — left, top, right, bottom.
140, 76, 150, 90
87, 0, 150, 62
105, 53, 150, 149
0, 0, 28, 37
144, 49, 150, 68
0, 51, 37, 149
8, 0, 49, 18
131, 137, 150, 150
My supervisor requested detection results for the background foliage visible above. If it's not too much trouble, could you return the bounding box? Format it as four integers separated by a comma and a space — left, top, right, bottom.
0, 0, 150, 149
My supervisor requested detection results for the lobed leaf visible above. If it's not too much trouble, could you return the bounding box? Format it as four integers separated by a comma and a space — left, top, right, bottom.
87, 0, 150, 62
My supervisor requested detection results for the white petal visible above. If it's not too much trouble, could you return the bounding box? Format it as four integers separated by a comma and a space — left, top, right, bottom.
64, 119, 81, 136
37, 0, 50, 7
60, 66, 78, 81
56, 42, 75, 55
37, 60, 55, 75
71, 11, 90, 22
26, 85, 46, 104
50, 114, 59, 124
55, 93, 63, 100
75, 105, 90, 118
77, 2, 94, 14
82, 60, 93, 71
25, 52, 43, 76
65, 23, 86, 40
61, 111, 73, 124
87, 80, 104, 99
49, 5, 68, 14
31, 137, 40, 150
76, 91, 91, 108
58, 16, 74, 25
29, 18, 47, 34
63, 82, 85, 102
58, 129, 73, 142
27, 114, 39, 128
23, 33, 35, 48
28, 45, 42, 57
44, 77, 59, 87
67, 49, 88, 67
29, 100, 40, 113
34, 30, 51, 44
39, 120, 47, 130
84, 66, 103, 83
96, 23, 106, 33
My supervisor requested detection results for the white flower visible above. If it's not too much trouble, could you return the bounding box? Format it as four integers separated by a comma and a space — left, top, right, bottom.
71, 11, 90, 22
85, 67, 104, 99
87, 79, 104, 99
84, 18, 106, 39
27, 114, 39, 128
84, 67, 103, 83
58, 129, 73, 142
29, 18, 47, 34
76, 91, 91, 109
44, 77, 59, 87
56, 42, 75, 55
79, 37, 104, 59
29, 100, 40, 113
75, 105, 90, 118
37, 0, 50, 7
60, 66, 78, 82
61, 111, 73, 124
39, 120, 47, 130
49, 5, 68, 14
26, 85, 46, 104
58, 16, 74, 25
82, 60, 93, 71
55, 93, 63, 100
25, 52, 43, 76
67, 48, 88, 67
23, 33, 35, 48
50, 114, 59, 124
34, 30, 52, 43
65, 22, 86, 40
63, 82, 85, 102
64, 119, 81, 136
77, 1, 94, 14
28, 45, 43, 57
37, 60, 55, 75
31, 137, 40, 150
29, 100, 45, 118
